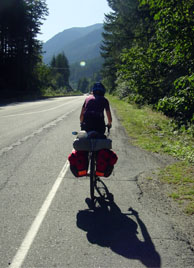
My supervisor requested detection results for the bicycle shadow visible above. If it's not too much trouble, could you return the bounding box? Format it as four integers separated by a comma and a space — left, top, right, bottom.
77, 189, 161, 267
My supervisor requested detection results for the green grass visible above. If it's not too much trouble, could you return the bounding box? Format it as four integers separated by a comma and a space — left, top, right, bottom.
108, 95, 194, 215
159, 162, 194, 214
108, 95, 194, 163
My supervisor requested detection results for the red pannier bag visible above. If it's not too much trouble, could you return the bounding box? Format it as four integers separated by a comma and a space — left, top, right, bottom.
95, 149, 118, 177
68, 150, 88, 177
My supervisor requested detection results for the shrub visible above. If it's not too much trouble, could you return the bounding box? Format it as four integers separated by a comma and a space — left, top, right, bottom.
157, 75, 194, 125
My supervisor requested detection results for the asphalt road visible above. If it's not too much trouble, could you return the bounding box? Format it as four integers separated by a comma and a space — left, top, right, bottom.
0, 96, 193, 268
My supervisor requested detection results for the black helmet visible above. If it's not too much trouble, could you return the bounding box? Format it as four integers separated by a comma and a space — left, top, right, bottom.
92, 82, 106, 95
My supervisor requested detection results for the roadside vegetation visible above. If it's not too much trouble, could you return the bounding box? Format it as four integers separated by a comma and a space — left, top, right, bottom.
102, 0, 194, 215
102, 0, 194, 127
0, 0, 48, 100
41, 87, 82, 98
108, 95, 194, 215
158, 162, 194, 215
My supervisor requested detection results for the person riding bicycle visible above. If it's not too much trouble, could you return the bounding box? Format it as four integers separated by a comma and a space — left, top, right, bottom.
80, 82, 112, 134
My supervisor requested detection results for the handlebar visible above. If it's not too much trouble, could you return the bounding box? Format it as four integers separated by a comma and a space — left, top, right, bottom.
72, 124, 112, 136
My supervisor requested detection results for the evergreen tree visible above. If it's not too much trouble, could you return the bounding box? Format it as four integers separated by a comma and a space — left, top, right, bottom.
0, 0, 48, 99
50, 52, 70, 89
78, 78, 89, 93
102, 0, 194, 124
101, 0, 150, 92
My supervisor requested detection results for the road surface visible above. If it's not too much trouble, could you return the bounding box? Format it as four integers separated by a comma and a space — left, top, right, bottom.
0, 96, 193, 268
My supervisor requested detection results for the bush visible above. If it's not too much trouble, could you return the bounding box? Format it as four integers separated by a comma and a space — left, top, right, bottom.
115, 80, 131, 99
157, 75, 194, 125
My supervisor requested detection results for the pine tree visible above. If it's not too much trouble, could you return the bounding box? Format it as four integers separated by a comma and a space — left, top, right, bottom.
0, 0, 48, 99
50, 52, 70, 89
101, 0, 141, 92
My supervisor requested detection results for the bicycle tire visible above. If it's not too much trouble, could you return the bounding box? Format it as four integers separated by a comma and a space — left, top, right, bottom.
90, 153, 95, 202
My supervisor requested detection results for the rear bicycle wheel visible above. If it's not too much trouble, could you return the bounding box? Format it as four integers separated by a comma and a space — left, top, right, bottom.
90, 153, 95, 202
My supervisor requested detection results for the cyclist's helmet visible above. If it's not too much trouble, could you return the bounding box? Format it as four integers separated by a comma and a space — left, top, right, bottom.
92, 82, 106, 96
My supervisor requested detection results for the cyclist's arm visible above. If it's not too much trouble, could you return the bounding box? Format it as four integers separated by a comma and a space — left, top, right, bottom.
104, 98, 112, 127
106, 109, 112, 126
80, 106, 85, 123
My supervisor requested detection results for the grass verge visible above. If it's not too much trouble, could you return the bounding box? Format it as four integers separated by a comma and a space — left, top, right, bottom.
108, 95, 194, 215
159, 162, 194, 215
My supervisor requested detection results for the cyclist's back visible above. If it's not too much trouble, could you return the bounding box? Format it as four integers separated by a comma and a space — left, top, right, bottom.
80, 82, 112, 134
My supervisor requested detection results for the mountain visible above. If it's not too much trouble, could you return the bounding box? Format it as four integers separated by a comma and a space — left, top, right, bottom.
42, 23, 103, 65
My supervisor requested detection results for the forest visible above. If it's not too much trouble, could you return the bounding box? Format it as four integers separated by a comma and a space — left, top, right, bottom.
0, 0, 48, 99
0, 0, 193, 126
0, 0, 72, 100
101, 0, 194, 126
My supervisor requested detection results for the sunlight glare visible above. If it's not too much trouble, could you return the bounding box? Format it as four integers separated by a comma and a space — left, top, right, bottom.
80, 61, 86, 67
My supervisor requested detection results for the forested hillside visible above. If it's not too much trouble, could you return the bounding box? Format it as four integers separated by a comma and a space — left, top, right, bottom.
43, 23, 104, 91
102, 0, 194, 125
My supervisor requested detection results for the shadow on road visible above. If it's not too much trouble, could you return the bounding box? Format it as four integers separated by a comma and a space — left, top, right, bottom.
0, 97, 55, 107
77, 185, 161, 268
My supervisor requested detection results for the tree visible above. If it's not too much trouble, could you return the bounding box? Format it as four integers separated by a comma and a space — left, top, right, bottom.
77, 78, 90, 93
50, 52, 70, 89
102, 0, 194, 124
142, 0, 194, 123
0, 0, 48, 99
101, 0, 151, 92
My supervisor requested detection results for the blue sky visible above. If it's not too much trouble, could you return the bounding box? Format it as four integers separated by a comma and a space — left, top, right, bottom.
38, 0, 112, 42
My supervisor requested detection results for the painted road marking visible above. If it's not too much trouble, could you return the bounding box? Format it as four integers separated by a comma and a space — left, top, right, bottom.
2, 102, 72, 118
0, 110, 75, 156
9, 161, 70, 268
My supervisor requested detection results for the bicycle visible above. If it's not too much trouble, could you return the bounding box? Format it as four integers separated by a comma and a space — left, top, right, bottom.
72, 125, 112, 205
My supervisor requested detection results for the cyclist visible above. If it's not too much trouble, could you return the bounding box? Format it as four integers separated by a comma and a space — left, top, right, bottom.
80, 82, 112, 134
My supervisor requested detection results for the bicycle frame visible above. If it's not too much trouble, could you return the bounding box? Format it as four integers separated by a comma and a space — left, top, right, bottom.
72, 125, 111, 204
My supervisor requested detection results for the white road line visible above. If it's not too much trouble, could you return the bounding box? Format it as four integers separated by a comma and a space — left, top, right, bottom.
2, 102, 70, 117
10, 161, 70, 268
0, 110, 75, 157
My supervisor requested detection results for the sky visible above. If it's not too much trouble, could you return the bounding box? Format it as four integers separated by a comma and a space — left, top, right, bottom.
38, 0, 112, 42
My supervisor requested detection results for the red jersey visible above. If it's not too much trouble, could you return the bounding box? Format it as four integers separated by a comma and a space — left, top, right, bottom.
82, 94, 110, 119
